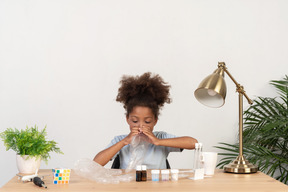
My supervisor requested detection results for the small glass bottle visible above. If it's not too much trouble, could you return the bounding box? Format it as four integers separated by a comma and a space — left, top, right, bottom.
136, 165, 142, 182
199, 143, 204, 169
193, 143, 199, 170
141, 165, 147, 181
171, 169, 179, 181
161, 170, 170, 181
151, 170, 160, 181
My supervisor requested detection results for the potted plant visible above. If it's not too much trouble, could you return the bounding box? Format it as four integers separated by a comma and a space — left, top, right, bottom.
0, 125, 63, 174
215, 75, 288, 184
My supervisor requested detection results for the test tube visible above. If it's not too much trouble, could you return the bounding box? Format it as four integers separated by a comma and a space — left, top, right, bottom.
151, 170, 160, 181
198, 143, 204, 169
161, 170, 170, 181
193, 143, 199, 170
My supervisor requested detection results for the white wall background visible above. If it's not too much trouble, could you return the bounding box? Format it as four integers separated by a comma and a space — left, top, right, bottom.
0, 0, 287, 187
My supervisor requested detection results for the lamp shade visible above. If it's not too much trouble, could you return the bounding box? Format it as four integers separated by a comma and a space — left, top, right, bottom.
194, 68, 227, 108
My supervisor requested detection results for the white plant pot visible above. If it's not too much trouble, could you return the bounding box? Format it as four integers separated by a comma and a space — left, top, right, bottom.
16, 154, 41, 174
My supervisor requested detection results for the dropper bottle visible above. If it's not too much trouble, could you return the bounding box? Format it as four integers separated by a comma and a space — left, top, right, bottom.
136, 165, 142, 182
141, 165, 147, 181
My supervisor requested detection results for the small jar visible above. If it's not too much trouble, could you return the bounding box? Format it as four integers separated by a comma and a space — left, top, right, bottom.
151, 170, 160, 181
136, 165, 142, 182
161, 170, 170, 181
141, 165, 147, 181
170, 169, 179, 181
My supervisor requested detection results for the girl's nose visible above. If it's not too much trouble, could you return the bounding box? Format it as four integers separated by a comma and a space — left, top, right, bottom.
133, 123, 140, 127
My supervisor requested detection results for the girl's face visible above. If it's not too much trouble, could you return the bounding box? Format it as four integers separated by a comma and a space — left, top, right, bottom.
126, 106, 157, 132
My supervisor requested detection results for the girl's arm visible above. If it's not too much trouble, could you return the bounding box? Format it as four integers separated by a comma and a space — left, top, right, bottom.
154, 136, 198, 149
93, 127, 139, 166
141, 126, 197, 149
93, 140, 126, 166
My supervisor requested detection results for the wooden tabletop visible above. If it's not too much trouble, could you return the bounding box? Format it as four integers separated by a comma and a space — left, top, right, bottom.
0, 169, 287, 192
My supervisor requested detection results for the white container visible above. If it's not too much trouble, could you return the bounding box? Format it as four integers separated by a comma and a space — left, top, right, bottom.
16, 154, 41, 174
151, 170, 160, 181
171, 169, 179, 181
161, 170, 170, 181
202, 152, 218, 175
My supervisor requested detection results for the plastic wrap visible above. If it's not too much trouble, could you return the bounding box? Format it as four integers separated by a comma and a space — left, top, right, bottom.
74, 158, 134, 184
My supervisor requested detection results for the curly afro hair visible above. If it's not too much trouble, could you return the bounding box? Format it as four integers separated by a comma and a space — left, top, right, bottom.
116, 72, 171, 119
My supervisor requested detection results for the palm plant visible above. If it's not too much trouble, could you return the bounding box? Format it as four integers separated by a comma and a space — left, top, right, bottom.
215, 75, 288, 184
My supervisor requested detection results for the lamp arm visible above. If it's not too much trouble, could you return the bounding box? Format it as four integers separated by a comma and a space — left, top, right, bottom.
218, 62, 253, 105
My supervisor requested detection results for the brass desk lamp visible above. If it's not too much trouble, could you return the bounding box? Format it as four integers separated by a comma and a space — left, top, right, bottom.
194, 62, 258, 173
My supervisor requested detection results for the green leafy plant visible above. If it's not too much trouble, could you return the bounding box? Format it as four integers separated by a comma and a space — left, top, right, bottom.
0, 125, 63, 163
215, 75, 288, 184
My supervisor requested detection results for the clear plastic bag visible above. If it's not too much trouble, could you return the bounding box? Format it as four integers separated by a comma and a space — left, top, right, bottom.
126, 134, 149, 172
74, 134, 149, 184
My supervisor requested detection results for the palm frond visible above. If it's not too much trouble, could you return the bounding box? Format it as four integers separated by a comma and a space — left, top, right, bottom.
270, 75, 288, 99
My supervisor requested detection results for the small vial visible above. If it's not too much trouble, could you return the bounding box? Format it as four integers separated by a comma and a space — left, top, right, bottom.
136, 165, 142, 182
161, 170, 170, 181
193, 143, 199, 170
171, 169, 179, 181
151, 170, 160, 181
141, 165, 147, 181
199, 143, 204, 169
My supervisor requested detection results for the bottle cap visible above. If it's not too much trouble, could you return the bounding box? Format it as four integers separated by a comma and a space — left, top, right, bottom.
141, 165, 147, 170
151, 170, 160, 174
171, 169, 179, 173
199, 143, 203, 148
161, 169, 170, 174
136, 165, 142, 171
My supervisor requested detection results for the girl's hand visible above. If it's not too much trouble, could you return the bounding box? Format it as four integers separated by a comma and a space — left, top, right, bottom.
140, 126, 159, 145
123, 126, 139, 145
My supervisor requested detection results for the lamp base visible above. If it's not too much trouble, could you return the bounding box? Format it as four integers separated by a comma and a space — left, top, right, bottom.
224, 155, 258, 174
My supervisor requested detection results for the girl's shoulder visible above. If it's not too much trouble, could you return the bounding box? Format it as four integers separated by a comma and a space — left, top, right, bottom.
111, 134, 128, 143
153, 131, 177, 139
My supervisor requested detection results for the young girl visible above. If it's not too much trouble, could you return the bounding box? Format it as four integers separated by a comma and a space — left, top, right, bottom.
93, 72, 198, 169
